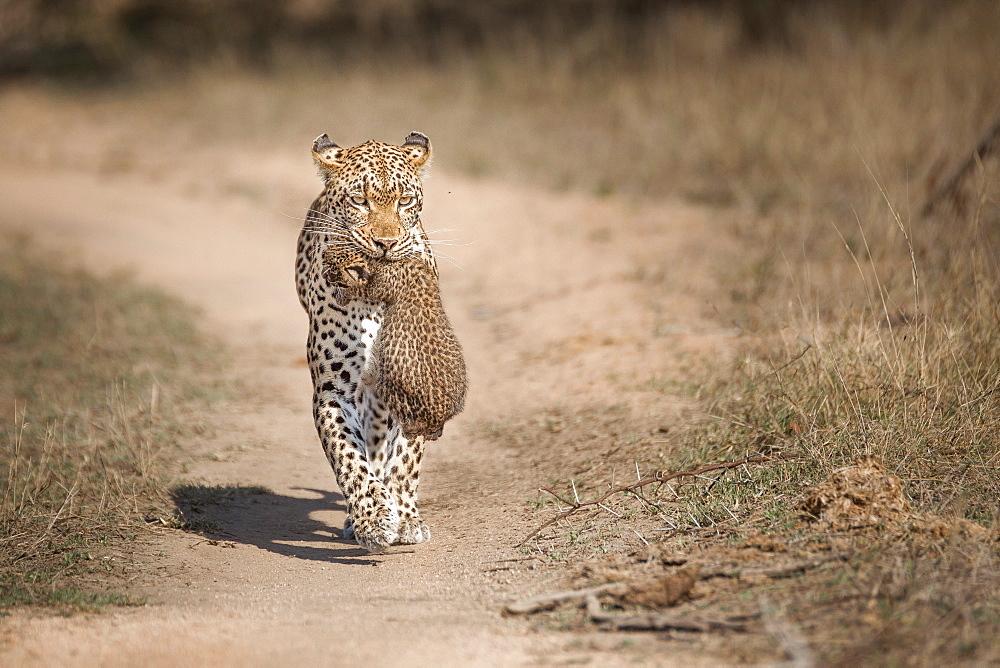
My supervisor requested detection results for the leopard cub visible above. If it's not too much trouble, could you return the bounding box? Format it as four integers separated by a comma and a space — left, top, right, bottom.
323, 248, 467, 440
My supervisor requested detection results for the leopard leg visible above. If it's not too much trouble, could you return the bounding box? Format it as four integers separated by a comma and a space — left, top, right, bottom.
360, 386, 429, 545
385, 426, 430, 545
358, 388, 431, 543
313, 393, 399, 552
361, 388, 391, 478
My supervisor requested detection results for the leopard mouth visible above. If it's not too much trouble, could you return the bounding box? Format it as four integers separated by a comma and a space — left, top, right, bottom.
364, 245, 405, 261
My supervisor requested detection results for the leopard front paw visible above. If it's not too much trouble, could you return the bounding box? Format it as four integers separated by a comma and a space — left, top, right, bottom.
350, 505, 400, 553
394, 516, 431, 545
342, 514, 355, 540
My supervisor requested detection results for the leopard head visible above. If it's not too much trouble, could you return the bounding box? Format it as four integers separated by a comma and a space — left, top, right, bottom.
312, 132, 431, 261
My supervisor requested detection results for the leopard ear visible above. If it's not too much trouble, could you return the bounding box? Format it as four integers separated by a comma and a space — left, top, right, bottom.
312, 134, 345, 172
402, 131, 431, 169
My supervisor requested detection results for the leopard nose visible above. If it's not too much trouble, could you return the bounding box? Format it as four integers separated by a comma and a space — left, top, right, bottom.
373, 238, 400, 253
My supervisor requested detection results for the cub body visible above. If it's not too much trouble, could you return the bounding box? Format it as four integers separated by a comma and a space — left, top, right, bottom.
324, 250, 467, 440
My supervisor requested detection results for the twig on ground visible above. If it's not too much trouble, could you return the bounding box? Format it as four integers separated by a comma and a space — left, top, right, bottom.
597, 503, 621, 518
505, 553, 846, 620
517, 454, 799, 547
699, 553, 846, 580
508, 586, 749, 632
618, 609, 748, 632
631, 529, 650, 545
503, 582, 629, 615
585, 594, 750, 632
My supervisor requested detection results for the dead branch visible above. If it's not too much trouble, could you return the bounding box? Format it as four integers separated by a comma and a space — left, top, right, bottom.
504, 553, 846, 622
699, 553, 846, 580
585, 594, 751, 632
503, 582, 629, 615
506, 568, 698, 616
922, 115, 1000, 218
517, 453, 799, 547
509, 587, 750, 632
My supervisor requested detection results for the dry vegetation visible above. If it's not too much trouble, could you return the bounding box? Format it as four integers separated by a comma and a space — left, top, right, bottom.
0, 0, 997, 661
473, 5, 999, 662
0, 236, 221, 610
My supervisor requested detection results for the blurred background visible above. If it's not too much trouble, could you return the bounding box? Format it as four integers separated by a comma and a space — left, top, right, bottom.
1, 0, 997, 211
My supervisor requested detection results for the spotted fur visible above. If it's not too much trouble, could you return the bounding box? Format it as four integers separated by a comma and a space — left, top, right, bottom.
322, 251, 467, 441
295, 132, 437, 551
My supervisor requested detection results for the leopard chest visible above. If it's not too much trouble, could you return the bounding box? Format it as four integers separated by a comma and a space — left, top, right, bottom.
304, 273, 382, 401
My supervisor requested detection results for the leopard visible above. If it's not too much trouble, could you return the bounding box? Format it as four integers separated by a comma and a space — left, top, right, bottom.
294, 131, 440, 552
321, 249, 467, 442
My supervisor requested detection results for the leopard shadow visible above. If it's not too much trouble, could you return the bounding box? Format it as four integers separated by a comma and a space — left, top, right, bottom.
169, 484, 402, 565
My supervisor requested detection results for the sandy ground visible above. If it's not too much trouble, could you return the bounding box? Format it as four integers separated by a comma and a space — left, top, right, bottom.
0, 147, 735, 665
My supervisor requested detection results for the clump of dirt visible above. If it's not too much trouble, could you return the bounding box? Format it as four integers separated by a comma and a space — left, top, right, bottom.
906, 515, 994, 541
799, 457, 911, 530
800, 458, 997, 541
619, 566, 699, 609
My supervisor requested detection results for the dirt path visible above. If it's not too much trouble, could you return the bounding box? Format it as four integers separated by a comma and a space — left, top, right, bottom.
0, 152, 734, 665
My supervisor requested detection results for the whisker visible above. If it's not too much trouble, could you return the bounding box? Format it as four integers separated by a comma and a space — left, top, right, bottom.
301, 223, 348, 231
434, 256, 465, 270
301, 224, 352, 235
304, 208, 350, 228
280, 213, 332, 228
427, 249, 465, 270
423, 239, 475, 247
279, 209, 349, 229
421, 228, 463, 235
401, 247, 429, 262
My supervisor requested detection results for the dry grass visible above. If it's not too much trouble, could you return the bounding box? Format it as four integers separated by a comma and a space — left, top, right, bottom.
503, 144, 1000, 665
0, 235, 221, 610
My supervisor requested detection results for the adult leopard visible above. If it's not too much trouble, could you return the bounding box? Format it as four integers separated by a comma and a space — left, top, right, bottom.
295, 132, 437, 552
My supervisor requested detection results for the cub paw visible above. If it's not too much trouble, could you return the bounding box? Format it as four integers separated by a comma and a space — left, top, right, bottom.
395, 517, 431, 545
351, 505, 400, 553
342, 515, 354, 540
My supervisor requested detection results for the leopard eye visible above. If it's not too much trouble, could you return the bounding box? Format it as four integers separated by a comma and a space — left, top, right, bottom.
349, 195, 367, 207
398, 195, 415, 209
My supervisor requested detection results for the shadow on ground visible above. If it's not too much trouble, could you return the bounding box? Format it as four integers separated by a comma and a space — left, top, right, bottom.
169, 484, 383, 565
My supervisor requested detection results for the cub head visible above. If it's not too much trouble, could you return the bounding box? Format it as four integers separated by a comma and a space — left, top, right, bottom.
320, 246, 373, 305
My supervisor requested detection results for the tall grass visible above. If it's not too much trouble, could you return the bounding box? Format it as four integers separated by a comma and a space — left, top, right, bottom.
700, 155, 1000, 503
